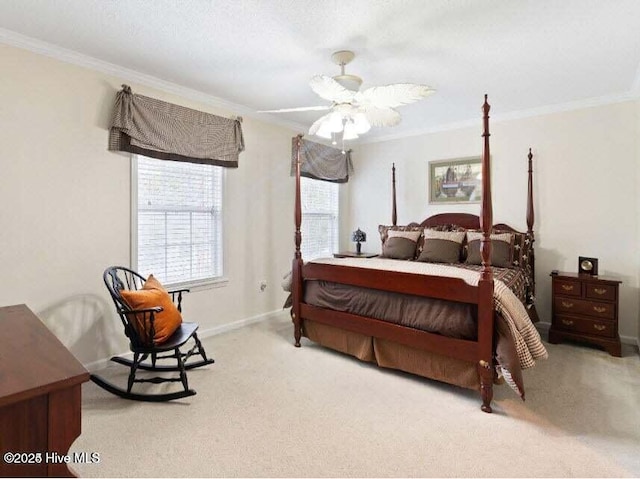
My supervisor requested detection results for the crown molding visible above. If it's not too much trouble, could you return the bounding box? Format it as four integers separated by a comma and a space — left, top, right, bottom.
2, 27, 639, 146
0, 27, 306, 133
359, 90, 640, 145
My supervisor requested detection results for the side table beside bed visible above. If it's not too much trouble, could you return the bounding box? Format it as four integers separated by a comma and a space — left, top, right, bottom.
548, 271, 622, 357
333, 252, 379, 258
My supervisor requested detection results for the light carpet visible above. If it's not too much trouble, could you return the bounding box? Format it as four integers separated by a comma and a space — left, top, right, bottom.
71, 312, 640, 478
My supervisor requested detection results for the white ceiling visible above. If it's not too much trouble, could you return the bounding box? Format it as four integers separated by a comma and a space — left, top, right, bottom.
1, 0, 640, 142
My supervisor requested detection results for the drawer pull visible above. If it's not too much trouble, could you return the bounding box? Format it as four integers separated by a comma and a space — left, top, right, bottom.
561, 319, 574, 326
593, 306, 607, 313
593, 324, 606, 331
561, 285, 574, 291
594, 288, 607, 295
561, 301, 574, 308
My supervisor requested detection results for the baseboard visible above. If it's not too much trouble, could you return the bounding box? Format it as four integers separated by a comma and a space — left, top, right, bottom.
196, 309, 287, 340
83, 309, 286, 372
621, 333, 639, 346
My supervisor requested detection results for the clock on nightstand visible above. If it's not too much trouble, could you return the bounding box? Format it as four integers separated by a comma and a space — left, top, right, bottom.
578, 256, 598, 275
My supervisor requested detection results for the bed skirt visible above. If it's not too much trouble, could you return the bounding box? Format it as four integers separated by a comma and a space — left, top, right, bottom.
303, 319, 482, 391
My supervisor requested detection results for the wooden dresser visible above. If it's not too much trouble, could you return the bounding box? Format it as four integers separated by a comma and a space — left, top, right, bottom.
548, 272, 622, 357
0, 304, 90, 477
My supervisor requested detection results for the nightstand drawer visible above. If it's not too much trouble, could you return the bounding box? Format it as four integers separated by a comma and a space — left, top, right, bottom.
585, 283, 615, 301
553, 279, 581, 297
555, 315, 615, 338
554, 297, 615, 319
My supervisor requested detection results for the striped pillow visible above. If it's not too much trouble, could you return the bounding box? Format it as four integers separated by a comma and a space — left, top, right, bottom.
417, 229, 466, 263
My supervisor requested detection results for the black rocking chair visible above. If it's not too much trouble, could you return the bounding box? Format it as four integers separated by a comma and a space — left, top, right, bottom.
90, 266, 214, 402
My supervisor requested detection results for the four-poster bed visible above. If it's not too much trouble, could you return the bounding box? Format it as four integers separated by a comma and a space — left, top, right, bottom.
290, 95, 546, 413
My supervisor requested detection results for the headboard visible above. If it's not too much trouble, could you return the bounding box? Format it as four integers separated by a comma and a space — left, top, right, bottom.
398, 149, 536, 304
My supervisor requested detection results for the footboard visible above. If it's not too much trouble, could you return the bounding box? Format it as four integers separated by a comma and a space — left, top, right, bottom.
295, 261, 496, 411
301, 262, 486, 361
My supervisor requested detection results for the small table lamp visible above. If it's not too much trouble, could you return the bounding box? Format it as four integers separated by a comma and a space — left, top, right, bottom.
351, 228, 366, 254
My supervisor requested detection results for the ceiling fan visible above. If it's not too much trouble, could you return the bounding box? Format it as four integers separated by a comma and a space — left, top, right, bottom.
259, 50, 435, 141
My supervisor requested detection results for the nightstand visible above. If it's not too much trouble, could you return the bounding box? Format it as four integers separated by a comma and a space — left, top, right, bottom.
548, 272, 622, 357
333, 252, 378, 258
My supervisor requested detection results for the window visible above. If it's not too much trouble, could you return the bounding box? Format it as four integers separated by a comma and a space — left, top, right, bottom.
133, 155, 224, 287
300, 176, 339, 260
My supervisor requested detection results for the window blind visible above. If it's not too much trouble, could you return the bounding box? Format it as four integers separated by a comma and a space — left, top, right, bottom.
135, 156, 223, 285
301, 176, 339, 260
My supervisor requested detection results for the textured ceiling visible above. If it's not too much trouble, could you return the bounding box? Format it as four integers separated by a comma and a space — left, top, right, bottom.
1, 0, 640, 142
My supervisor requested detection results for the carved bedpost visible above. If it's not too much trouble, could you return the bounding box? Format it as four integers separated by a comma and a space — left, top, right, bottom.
480, 95, 493, 280
527, 148, 535, 299
392, 163, 397, 226
478, 94, 494, 413
292, 134, 304, 347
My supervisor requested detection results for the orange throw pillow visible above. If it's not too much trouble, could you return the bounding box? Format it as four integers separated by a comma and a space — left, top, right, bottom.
143, 274, 166, 292
120, 275, 182, 345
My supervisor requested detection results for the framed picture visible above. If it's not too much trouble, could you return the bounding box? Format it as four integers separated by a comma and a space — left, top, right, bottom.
429, 156, 482, 204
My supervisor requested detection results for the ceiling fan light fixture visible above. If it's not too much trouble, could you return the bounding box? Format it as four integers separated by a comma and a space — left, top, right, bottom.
315, 121, 334, 139
352, 113, 371, 134
327, 111, 345, 133
342, 121, 359, 140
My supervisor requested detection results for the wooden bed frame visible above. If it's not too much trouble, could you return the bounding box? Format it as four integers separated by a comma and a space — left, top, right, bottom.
291, 96, 535, 413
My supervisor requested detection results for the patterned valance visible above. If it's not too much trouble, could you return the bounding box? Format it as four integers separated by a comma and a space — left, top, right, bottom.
108, 85, 244, 167
290, 137, 353, 183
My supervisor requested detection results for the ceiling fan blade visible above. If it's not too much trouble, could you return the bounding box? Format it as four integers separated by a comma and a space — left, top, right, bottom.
309, 75, 356, 104
355, 84, 435, 109
360, 106, 402, 127
258, 105, 331, 113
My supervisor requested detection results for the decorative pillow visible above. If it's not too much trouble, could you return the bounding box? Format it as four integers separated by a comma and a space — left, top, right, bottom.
378, 224, 423, 245
465, 232, 514, 268
417, 229, 466, 263
143, 274, 165, 292
120, 274, 183, 345
381, 229, 422, 260
378, 224, 424, 259
495, 229, 535, 302
494, 230, 533, 269
413, 224, 451, 258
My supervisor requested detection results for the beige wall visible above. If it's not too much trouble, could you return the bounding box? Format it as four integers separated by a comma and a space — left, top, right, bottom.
2, 42, 638, 367
0, 44, 295, 366
349, 101, 640, 342
637, 100, 640, 346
